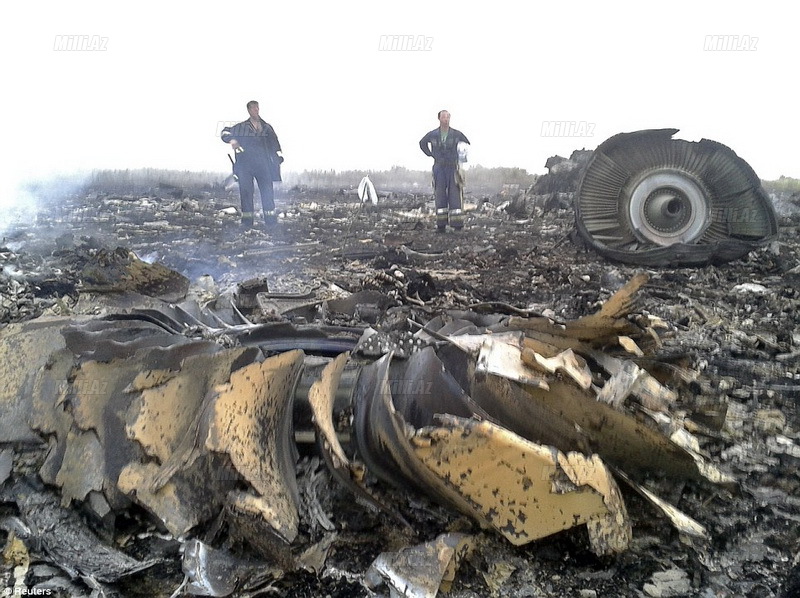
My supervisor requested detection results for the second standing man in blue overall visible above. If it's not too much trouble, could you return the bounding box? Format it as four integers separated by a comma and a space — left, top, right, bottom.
419, 110, 470, 232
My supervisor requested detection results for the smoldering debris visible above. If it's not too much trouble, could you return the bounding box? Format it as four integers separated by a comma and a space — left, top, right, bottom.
0, 269, 781, 597
1, 175, 799, 597
0, 240, 189, 325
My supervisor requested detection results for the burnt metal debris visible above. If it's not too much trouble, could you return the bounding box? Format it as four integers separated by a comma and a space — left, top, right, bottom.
575, 129, 779, 266
0, 272, 745, 595
1, 168, 798, 596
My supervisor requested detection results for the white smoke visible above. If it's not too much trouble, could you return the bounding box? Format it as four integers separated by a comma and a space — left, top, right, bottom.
0, 170, 92, 238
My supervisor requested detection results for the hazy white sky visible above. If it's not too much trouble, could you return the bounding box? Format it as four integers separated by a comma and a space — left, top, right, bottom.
1, 0, 796, 206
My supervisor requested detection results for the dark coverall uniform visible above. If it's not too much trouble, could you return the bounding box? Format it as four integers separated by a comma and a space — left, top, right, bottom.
419, 127, 470, 230
221, 119, 283, 225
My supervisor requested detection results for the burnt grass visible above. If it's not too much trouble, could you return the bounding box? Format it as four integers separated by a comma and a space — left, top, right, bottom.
2, 181, 800, 597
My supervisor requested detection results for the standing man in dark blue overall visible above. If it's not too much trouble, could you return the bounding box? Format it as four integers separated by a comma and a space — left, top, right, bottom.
419, 110, 470, 231
221, 101, 283, 227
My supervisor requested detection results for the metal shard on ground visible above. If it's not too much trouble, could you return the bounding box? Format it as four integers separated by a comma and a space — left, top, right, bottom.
206, 350, 305, 544
412, 415, 631, 554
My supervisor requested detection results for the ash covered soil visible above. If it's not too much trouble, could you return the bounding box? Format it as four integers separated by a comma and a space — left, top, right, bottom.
2, 182, 800, 597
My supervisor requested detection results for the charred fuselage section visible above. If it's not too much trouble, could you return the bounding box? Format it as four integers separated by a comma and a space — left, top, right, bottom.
575, 129, 778, 266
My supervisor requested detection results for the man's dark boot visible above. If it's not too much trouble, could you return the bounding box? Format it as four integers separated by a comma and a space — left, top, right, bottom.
449, 208, 464, 231
263, 210, 278, 227
436, 208, 448, 232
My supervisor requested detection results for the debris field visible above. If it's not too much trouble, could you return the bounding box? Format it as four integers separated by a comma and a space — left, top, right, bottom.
1, 165, 799, 598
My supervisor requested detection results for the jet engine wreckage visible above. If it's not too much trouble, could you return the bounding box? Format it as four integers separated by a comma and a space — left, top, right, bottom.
1, 272, 741, 596
574, 129, 779, 266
